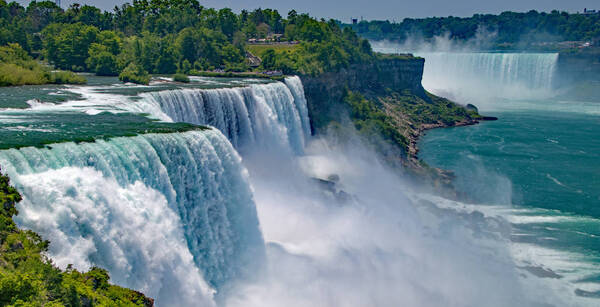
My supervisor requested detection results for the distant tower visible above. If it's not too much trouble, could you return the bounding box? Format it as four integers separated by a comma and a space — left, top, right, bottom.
55, 0, 61, 8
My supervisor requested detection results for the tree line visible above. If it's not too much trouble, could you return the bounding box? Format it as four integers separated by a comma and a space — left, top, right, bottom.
0, 0, 375, 85
345, 10, 600, 49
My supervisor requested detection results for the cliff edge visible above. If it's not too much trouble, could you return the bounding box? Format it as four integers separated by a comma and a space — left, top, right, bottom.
301, 54, 485, 185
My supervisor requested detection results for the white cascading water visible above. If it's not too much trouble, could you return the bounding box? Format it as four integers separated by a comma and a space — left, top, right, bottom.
0, 130, 265, 306
417, 52, 559, 102
2, 75, 583, 306
134, 76, 311, 154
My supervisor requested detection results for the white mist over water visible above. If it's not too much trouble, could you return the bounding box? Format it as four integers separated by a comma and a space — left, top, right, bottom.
16, 167, 215, 306
418, 52, 558, 103
374, 40, 600, 304
371, 40, 560, 107
226, 133, 570, 307
0, 76, 589, 305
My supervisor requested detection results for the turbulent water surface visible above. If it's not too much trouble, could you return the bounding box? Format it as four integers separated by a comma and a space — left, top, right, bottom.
0, 69, 595, 306
411, 50, 600, 302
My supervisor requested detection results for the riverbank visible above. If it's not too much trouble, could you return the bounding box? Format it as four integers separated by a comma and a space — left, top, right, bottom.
410, 113, 498, 191
0, 44, 86, 87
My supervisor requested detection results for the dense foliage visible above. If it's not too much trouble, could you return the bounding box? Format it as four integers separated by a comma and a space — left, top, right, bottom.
0, 170, 153, 306
343, 90, 481, 157
345, 91, 409, 150
119, 62, 150, 85
0, 0, 374, 83
172, 73, 190, 83
346, 10, 600, 49
0, 43, 85, 86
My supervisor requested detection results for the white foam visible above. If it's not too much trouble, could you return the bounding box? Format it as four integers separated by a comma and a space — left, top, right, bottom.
15, 167, 216, 306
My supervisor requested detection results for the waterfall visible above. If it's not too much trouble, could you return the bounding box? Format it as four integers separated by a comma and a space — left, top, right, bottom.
417, 52, 559, 100
0, 130, 265, 305
134, 76, 310, 154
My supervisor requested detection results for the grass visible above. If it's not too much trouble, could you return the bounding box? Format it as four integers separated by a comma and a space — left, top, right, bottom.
0, 44, 86, 87
345, 90, 481, 156
246, 44, 300, 57
0, 64, 86, 87
49, 70, 87, 85
0, 63, 46, 86
189, 70, 285, 81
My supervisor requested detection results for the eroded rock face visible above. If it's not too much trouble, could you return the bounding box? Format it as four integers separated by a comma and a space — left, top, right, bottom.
300, 58, 426, 131
298, 57, 483, 196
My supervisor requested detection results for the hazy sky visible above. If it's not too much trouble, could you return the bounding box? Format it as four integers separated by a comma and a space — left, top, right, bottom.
15, 0, 600, 21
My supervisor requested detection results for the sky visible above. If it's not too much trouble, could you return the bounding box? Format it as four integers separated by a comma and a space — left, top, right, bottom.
14, 0, 600, 21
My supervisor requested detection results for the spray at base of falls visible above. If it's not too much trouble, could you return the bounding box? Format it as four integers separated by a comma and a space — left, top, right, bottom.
373, 41, 560, 105
0, 74, 583, 306
224, 133, 575, 307
0, 130, 265, 306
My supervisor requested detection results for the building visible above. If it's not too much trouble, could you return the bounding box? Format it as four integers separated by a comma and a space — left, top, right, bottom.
55, 0, 61, 8
583, 8, 599, 15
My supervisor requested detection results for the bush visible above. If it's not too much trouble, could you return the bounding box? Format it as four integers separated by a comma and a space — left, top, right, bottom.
119, 63, 150, 85
0, 63, 46, 86
49, 71, 87, 84
172, 73, 190, 83
87, 50, 119, 76
0, 44, 86, 86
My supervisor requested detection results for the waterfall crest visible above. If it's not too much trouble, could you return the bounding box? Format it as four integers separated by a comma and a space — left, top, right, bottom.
0, 130, 264, 305
418, 52, 558, 100
136, 76, 310, 154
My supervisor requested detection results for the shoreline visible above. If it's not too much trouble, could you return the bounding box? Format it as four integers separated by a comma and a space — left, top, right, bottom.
407, 115, 498, 193
410, 116, 498, 162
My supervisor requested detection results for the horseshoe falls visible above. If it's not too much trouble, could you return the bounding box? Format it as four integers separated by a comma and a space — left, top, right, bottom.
415, 52, 559, 104
0, 129, 264, 306
413, 51, 600, 302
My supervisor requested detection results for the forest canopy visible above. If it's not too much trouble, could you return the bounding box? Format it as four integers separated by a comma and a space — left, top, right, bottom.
345, 10, 600, 49
0, 0, 375, 84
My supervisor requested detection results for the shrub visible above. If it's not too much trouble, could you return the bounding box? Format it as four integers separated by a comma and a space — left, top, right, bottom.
49, 71, 87, 84
0, 63, 46, 86
119, 63, 150, 85
172, 73, 190, 83
87, 50, 119, 76
0, 44, 86, 86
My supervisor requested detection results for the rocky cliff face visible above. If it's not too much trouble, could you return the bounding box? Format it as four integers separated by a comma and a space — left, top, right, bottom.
301, 57, 426, 131
300, 56, 484, 192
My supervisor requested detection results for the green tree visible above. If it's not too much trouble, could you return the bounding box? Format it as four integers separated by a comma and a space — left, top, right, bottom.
261, 48, 276, 69
42, 23, 99, 71
87, 45, 118, 76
